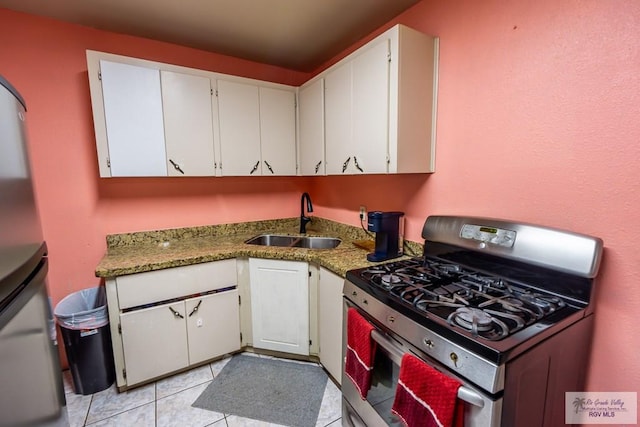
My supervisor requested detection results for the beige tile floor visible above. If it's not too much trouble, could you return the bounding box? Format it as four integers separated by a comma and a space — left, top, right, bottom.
63, 353, 342, 427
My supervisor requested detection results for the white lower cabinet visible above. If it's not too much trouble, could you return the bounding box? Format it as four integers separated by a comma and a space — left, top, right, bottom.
106, 260, 241, 389
249, 258, 310, 356
106, 256, 345, 389
120, 301, 189, 386
318, 267, 344, 384
186, 291, 240, 365
120, 290, 240, 386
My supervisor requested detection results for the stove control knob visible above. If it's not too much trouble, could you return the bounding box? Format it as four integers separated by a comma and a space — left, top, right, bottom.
450, 352, 459, 367
351, 291, 357, 296
423, 339, 434, 349
363, 299, 368, 305
387, 315, 395, 323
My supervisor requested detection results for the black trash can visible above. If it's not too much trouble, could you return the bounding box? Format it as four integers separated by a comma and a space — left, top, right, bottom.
54, 286, 115, 395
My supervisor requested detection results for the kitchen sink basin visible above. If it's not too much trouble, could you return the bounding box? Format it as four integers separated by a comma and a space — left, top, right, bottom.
245, 234, 341, 249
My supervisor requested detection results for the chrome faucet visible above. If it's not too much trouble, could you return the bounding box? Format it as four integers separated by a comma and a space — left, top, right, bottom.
300, 192, 314, 233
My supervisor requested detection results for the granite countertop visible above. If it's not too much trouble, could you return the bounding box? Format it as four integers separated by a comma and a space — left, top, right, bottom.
95, 217, 423, 279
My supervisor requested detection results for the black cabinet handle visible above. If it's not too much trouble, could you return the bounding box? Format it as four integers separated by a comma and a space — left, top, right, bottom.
353, 156, 363, 172
342, 157, 351, 173
264, 161, 274, 174
169, 159, 185, 174
188, 300, 202, 317
168, 306, 184, 319
249, 161, 260, 174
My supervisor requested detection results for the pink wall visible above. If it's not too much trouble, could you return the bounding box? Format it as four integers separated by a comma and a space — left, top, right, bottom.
1, 0, 638, 398
311, 0, 640, 396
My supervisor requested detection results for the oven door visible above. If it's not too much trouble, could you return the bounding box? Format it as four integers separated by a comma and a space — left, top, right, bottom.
342, 299, 502, 427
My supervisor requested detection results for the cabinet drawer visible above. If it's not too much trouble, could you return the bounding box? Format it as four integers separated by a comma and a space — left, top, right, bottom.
116, 259, 237, 309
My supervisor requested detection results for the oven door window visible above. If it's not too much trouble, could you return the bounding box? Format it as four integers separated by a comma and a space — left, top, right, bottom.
367, 343, 403, 425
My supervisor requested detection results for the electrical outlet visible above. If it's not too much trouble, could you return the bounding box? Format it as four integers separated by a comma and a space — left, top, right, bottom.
359, 206, 366, 220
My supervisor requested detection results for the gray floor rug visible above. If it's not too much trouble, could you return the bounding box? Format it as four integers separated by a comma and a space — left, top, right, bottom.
192, 355, 328, 427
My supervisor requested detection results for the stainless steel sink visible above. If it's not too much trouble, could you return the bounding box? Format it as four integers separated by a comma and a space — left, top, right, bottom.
296, 236, 342, 249
245, 234, 341, 249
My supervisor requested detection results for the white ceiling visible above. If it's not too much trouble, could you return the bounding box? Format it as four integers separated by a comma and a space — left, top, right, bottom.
0, 0, 420, 71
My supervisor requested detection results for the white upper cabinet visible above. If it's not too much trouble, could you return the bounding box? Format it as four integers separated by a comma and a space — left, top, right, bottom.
216, 80, 297, 176
324, 63, 352, 175
259, 86, 297, 175
298, 78, 325, 175
324, 39, 390, 174
314, 24, 439, 175
87, 51, 295, 178
88, 23, 437, 178
161, 71, 216, 176
216, 79, 262, 176
90, 56, 218, 178
351, 38, 390, 174
99, 60, 167, 177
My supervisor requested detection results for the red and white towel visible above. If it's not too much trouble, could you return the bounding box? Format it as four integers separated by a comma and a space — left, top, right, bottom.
392, 353, 464, 427
344, 307, 376, 399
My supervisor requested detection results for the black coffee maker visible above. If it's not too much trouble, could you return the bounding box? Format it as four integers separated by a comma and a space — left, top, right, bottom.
366, 211, 405, 262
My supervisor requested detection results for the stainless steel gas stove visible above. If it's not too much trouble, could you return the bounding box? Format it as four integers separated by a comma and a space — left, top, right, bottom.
342, 216, 603, 427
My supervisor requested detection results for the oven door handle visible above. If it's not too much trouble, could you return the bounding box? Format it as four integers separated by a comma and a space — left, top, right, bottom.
370, 330, 485, 409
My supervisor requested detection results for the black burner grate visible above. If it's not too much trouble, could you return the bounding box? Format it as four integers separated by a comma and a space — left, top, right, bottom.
356, 257, 566, 341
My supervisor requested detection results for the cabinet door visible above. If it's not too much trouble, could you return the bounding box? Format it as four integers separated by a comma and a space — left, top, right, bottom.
249, 259, 309, 356
352, 38, 390, 174
161, 71, 216, 176
217, 80, 261, 176
100, 60, 167, 177
324, 62, 352, 175
259, 87, 297, 175
318, 267, 344, 384
298, 79, 325, 175
120, 301, 189, 385
186, 290, 241, 365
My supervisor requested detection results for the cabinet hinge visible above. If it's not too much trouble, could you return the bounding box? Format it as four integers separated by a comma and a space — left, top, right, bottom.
122, 368, 127, 379
117, 323, 121, 334
98, 70, 102, 80
210, 88, 214, 96
387, 52, 392, 63
240, 332, 243, 342
238, 295, 241, 305
308, 271, 312, 278
107, 157, 111, 168
309, 339, 312, 346
215, 89, 219, 97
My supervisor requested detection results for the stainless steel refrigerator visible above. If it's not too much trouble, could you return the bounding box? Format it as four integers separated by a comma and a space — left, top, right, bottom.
0, 75, 67, 426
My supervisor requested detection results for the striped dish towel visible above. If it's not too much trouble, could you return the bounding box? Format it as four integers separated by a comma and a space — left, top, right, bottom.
392, 353, 464, 427
344, 307, 376, 399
